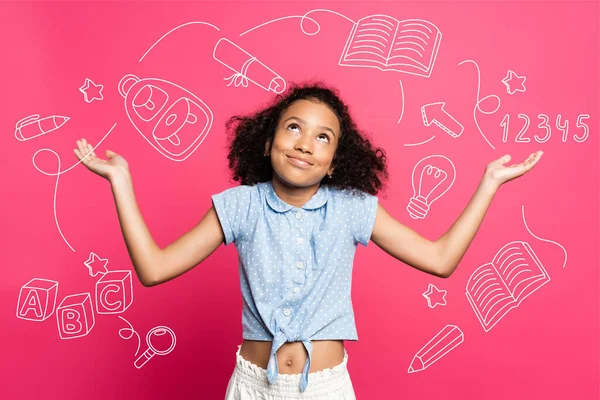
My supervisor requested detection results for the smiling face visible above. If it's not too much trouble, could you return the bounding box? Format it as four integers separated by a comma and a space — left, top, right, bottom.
267, 99, 341, 189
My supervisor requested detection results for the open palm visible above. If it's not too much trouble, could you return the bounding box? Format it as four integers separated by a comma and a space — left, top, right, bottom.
73, 138, 129, 181
485, 151, 543, 186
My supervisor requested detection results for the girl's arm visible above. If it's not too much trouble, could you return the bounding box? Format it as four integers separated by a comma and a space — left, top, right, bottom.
110, 173, 224, 287
74, 138, 224, 287
370, 151, 543, 278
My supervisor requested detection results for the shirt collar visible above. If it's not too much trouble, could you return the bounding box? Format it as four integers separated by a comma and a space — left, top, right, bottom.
265, 181, 329, 213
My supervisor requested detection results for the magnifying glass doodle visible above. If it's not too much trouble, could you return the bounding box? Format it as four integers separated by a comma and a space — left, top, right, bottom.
134, 326, 177, 369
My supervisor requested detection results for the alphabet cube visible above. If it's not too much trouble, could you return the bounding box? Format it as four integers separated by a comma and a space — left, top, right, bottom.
17, 278, 59, 321
56, 293, 95, 339
95, 270, 133, 314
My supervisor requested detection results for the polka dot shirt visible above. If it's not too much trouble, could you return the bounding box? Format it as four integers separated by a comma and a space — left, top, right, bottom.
211, 180, 378, 392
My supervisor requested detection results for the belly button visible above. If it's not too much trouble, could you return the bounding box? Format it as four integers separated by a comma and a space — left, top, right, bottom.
285, 358, 292, 366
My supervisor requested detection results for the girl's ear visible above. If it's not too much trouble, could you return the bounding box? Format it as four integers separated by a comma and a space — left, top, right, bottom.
264, 139, 271, 156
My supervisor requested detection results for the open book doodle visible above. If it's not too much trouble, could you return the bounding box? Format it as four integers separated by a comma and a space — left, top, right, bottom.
339, 15, 442, 77
465, 241, 550, 332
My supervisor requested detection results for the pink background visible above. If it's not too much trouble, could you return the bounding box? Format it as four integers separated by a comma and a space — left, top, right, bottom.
1, 1, 598, 399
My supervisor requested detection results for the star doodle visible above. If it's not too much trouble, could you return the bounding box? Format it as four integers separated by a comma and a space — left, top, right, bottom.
84, 252, 108, 277
422, 283, 447, 308
79, 78, 104, 103
501, 70, 526, 95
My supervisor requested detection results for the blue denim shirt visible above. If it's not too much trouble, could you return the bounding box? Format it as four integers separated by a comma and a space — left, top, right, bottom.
212, 180, 378, 392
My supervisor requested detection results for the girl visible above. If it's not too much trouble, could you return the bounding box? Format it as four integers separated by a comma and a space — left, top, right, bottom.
74, 82, 542, 399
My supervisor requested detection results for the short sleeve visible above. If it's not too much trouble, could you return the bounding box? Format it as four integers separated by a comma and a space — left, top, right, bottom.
351, 192, 379, 246
211, 185, 256, 246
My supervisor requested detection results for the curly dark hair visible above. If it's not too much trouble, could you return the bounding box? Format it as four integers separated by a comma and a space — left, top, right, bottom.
224, 81, 388, 195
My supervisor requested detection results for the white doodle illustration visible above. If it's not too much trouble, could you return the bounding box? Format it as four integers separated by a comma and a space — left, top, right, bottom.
96, 270, 133, 314
79, 78, 104, 103
14, 114, 69, 142
459, 59, 501, 150
501, 113, 531, 143
17, 278, 59, 321
30, 123, 117, 252
134, 326, 177, 369
118, 74, 213, 162
117, 317, 176, 368
118, 316, 141, 356
573, 114, 590, 143
56, 293, 95, 339
465, 241, 549, 332
239, 8, 353, 37
521, 205, 567, 269
556, 114, 569, 142
339, 15, 441, 77
213, 38, 286, 93
139, 21, 221, 63
407, 155, 456, 219
397, 80, 405, 124
535, 113, 552, 143
84, 252, 108, 277
501, 70, 526, 94
502, 113, 591, 143
403, 136, 435, 147
238, 9, 440, 78
422, 283, 447, 308
421, 102, 464, 138
408, 324, 464, 373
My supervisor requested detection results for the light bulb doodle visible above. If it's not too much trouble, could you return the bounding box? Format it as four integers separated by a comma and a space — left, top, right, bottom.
407, 155, 456, 219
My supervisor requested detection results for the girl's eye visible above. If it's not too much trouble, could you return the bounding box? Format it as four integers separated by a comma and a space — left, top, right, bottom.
317, 134, 330, 143
287, 123, 300, 132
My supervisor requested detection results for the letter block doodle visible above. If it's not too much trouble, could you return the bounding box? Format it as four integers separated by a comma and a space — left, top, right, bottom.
95, 270, 133, 314
16, 278, 59, 321
56, 293, 95, 339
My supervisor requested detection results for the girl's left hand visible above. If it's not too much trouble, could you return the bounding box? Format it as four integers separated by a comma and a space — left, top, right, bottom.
484, 151, 544, 188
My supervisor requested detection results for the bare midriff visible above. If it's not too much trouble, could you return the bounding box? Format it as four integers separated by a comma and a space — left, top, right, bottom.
239, 339, 345, 374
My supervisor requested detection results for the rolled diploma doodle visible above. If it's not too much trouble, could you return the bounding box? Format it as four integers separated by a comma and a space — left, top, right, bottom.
213, 38, 286, 94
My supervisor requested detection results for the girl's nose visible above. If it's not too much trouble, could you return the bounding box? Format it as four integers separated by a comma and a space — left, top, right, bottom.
295, 134, 313, 154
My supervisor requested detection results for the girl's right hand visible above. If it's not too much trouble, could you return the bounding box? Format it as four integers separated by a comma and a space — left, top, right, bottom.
74, 138, 130, 182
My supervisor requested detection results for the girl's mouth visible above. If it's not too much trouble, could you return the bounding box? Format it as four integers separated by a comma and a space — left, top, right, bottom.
286, 155, 311, 168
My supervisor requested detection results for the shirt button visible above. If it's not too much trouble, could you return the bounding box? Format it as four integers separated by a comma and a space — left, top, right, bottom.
293, 287, 300, 294
297, 237, 304, 245
296, 261, 304, 269
295, 211, 303, 220
283, 308, 291, 316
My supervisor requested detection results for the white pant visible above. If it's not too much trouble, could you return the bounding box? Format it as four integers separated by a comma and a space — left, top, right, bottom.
225, 344, 356, 399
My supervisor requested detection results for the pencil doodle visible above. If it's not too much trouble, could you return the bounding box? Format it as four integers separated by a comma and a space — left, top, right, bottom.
14, 114, 69, 141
